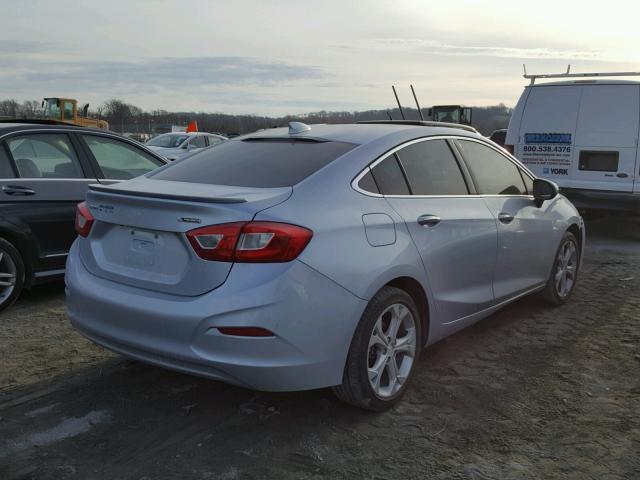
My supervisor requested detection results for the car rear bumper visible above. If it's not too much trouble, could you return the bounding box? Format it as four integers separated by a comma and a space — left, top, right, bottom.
65, 241, 366, 392
561, 188, 640, 212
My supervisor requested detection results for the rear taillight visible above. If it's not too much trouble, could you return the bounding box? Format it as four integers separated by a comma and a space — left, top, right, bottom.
504, 144, 514, 155
235, 222, 313, 262
186, 222, 244, 261
75, 202, 94, 237
186, 221, 312, 263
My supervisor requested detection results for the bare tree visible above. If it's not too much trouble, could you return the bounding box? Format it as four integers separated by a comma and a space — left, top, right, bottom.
20, 100, 41, 118
0, 97, 512, 136
0, 100, 20, 118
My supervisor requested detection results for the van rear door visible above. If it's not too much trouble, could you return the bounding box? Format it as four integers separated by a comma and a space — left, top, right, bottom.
572, 84, 639, 193
516, 85, 581, 186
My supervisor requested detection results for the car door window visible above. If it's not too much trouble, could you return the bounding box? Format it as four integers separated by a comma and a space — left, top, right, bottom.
82, 134, 163, 180
207, 136, 224, 147
0, 145, 16, 178
7, 133, 84, 178
370, 155, 410, 195
455, 139, 527, 195
191, 136, 207, 148
396, 139, 468, 195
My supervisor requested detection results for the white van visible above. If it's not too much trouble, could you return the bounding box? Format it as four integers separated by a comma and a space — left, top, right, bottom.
506, 71, 640, 211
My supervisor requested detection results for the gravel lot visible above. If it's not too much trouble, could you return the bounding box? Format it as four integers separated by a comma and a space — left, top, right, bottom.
1, 216, 639, 479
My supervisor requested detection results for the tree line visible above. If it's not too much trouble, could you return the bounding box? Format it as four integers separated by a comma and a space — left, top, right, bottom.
0, 98, 512, 136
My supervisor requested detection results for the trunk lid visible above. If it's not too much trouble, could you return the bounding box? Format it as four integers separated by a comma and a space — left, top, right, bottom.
79, 178, 291, 296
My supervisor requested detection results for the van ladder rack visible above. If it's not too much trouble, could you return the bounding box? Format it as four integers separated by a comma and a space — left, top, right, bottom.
523, 64, 640, 85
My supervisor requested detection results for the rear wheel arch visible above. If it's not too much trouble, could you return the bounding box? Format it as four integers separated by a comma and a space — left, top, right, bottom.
384, 276, 430, 347
566, 223, 582, 258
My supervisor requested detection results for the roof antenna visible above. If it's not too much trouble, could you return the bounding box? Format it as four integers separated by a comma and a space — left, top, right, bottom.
392, 85, 406, 120
566, 64, 571, 74
410, 84, 424, 121
387, 110, 393, 120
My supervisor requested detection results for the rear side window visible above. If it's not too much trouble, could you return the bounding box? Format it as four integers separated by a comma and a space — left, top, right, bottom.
370, 155, 410, 195
207, 136, 225, 146
191, 136, 207, 148
6, 133, 84, 179
151, 139, 356, 188
395, 140, 468, 195
357, 171, 379, 194
0, 145, 16, 178
82, 135, 164, 179
456, 140, 527, 195
579, 150, 619, 172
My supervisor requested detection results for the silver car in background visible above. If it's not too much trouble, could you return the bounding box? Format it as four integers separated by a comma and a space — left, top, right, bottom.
66, 121, 584, 410
146, 132, 227, 161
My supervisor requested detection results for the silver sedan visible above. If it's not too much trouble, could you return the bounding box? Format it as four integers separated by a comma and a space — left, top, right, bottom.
66, 121, 584, 411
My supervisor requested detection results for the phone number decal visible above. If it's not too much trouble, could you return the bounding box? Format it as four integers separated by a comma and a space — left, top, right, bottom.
523, 145, 571, 153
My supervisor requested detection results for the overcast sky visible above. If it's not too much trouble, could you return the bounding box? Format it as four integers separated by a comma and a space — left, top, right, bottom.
1, 0, 639, 115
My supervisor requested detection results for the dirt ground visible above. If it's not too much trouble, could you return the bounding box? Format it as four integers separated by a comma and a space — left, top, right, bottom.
1, 216, 639, 479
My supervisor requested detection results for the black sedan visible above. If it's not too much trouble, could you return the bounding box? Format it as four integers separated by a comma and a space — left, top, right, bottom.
0, 122, 167, 312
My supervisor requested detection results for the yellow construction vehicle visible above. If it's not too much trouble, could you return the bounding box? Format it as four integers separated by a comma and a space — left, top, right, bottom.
42, 97, 108, 129
429, 105, 473, 126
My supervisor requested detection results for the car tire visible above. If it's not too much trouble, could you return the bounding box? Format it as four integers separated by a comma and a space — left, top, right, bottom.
333, 286, 422, 411
0, 237, 25, 313
541, 231, 579, 306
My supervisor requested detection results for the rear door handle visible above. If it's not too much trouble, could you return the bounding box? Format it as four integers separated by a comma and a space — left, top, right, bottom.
417, 214, 441, 227
498, 212, 514, 224
2, 185, 35, 196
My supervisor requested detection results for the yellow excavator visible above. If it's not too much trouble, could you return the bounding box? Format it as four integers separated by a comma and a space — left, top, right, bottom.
42, 97, 108, 129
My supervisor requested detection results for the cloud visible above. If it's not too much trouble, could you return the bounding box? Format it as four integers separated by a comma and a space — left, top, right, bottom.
0, 56, 325, 94
347, 38, 602, 61
0, 40, 51, 54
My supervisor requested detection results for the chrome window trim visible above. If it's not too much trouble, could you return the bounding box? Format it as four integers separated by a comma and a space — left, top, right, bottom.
351, 134, 536, 199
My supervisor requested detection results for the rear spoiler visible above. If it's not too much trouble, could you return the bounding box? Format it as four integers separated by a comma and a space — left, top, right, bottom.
88, 184, 246, 204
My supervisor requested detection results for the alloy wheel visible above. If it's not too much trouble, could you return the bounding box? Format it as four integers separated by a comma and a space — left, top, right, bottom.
0, 249, 16, 302
555, 239, 577, 298
367, 303, 417, 398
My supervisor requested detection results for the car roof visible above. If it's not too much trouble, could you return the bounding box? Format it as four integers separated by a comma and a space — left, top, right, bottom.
155, 132, 224, 137
237, 122, 482, 145
529, 79, 640, 87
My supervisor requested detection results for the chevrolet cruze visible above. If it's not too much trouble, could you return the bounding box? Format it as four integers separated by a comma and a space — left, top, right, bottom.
66, 121, 584, 410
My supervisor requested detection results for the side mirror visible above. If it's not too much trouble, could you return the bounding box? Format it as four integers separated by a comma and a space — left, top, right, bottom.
182, 142, 189, 149
533, 178, 558, 207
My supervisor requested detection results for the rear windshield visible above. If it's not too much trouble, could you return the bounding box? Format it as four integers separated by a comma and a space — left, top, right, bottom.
150, 139, 356, 187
